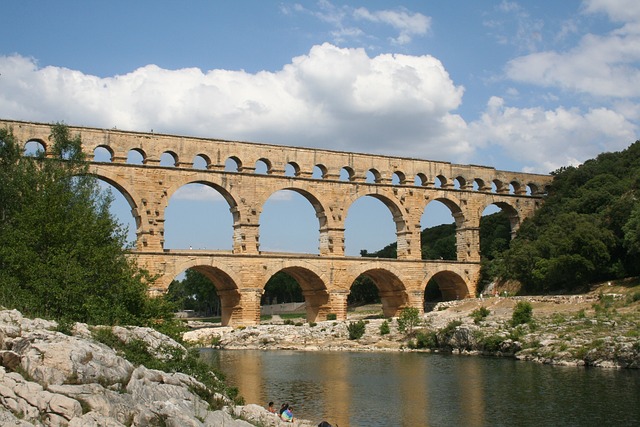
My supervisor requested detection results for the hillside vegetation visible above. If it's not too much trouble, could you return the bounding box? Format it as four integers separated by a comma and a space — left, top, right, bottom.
494, 140, 640, 293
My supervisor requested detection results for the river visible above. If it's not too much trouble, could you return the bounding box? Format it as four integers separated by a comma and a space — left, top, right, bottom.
200, 349, 640, 427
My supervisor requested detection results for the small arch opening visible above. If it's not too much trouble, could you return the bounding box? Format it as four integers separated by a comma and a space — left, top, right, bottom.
24, 140, 45, 157
255, 159, 271, 175
126, 149, 145, 165
93, 146, 113, 163
225, 157, 241, 172
312, 165, 327, 179
193, 154, 209, 170
340, 167, 354, 182
160, 151, 178, 167
391, 171, 405, 185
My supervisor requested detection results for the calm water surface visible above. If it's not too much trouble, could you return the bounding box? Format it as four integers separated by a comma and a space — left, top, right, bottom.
200, 349, 640, 427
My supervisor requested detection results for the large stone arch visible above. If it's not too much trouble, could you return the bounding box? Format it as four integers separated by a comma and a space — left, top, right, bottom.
344, 191, 409, 257
424, 270, 471, 302
422, 194, 467, 261
163, 177, 241, 250
263, 263, 330, 323
162, 259, 244, 326
258, 186, 330, 254
477, 199, 522, 239
346, 264, 409, 318
86, 167, 146, 247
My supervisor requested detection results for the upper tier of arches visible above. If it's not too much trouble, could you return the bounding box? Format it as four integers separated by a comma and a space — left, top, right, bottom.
13, 119, 552, 196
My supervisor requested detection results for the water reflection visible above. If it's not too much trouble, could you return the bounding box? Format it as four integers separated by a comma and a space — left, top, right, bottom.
200, 350, 640, 427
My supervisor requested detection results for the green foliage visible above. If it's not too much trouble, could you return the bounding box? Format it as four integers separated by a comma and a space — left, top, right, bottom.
478, 334, 503, 352
379, 320, 390, 335
326, 313, 337, 321
347, 320, 366, 340
493, 141, 640, 292
397, 307, 422, 335
262, 271, 303, 304
511, 301, 533, 326
421, 223, 456, 260
347, 275, 380, 305
413, 330, 437, 349
470, 306, 490, 324
0, 124, 173, 326
165, 269, 220, 316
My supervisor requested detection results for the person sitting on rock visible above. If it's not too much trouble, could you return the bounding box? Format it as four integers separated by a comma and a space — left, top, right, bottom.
267, 401, 276, 413
279, 403, 294, 422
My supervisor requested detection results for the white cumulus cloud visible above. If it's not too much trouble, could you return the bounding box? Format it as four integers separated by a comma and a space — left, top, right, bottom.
469, 97, 637, 173
0, 43, 468, 162
505, 0, 640, 98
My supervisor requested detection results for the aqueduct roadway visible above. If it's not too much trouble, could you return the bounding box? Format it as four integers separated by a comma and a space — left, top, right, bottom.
3, 119, 553, 326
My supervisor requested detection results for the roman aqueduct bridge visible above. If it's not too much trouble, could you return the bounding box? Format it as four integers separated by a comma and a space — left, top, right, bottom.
3, 119, 553, 326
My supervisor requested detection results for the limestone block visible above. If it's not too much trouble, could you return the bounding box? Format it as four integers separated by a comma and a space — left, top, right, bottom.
0, 406, 35, 426
68, 411, 127, 427
13, 332, 134, 387
47, 383, 136, 423
48, 394, 82, 420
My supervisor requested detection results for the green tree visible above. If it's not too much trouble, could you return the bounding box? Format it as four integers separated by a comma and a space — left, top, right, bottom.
347, 275, 380, 305
262, 271, 303, 304
0, 124, 172, 325
493, 140, 640, 291
397, 307, 421, 335
166, 269, 220, 316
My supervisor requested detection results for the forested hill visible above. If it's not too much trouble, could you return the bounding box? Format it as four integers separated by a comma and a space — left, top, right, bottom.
367, 140, 640, 294
496, 140, 640, 293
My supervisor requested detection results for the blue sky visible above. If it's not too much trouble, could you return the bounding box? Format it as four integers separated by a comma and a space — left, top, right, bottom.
2, 1, 639, 257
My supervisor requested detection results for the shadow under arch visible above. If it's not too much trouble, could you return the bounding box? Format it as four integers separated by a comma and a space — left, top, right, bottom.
187, 265, 241, 326
351, 267, 408, 318
272, 265, 329, 322
424, 270, 469, 305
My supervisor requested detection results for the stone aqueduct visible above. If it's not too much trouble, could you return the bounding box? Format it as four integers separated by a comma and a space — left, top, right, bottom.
3, 119, 553, 326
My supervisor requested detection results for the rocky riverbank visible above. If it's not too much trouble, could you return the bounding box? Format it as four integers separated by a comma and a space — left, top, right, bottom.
184, 284, 640, 369
0, 309, 316, 426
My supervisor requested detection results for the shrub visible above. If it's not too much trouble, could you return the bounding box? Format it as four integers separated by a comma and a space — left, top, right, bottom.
379, 320, 390, 335
326, 313, 337, 321
414, 331, 437, 349
470, 306, 490, 324
397, 307, 422, 335
309, 322, 317, 327
479, 334, 503, 352
511, 301, 533, 326
347, 320, 366, 340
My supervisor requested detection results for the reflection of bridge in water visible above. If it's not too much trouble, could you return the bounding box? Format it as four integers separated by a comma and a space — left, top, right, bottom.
5, 119, 552, 326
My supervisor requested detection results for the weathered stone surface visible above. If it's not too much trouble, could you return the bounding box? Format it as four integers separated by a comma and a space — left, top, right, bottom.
12, 332, 134, 387
0, 310, 300, 426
